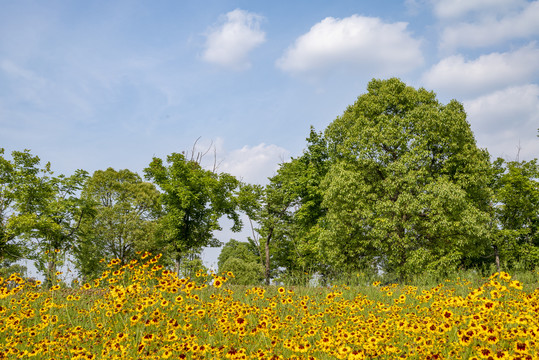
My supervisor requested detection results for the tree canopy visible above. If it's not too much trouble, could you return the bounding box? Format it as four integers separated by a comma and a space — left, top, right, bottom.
492, 159, 539, 270
317, 78, 494, 280
74, 168, 161, 281
0, 148, 88, 285
144, 152, 241, 275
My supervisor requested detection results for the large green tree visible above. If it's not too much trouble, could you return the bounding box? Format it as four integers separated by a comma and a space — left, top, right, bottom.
319, 78, 493, 280
74, 168, 161, 280
144, 153, 241, 276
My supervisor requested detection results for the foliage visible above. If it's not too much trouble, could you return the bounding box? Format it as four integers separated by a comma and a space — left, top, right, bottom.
175, 248, 210, 282
492, 158, 539, 270
0, 262, 27, 280
73, 168, 162, 281
238, 170, 297, 285
27, 171, 90, 286
273, 128, 332, 282
0, 149, 89, 286
217, 239, 263, 285
0, 148, 24, 264
319, 78, 493, 281
144, 152, 241, 274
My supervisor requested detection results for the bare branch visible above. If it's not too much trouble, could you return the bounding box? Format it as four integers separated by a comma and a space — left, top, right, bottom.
213, 145, 217, 173
248, 217, 259, 244
190, 137, 202, 163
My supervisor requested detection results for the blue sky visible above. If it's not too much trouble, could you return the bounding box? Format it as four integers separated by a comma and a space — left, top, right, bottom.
2, 0, 539, 272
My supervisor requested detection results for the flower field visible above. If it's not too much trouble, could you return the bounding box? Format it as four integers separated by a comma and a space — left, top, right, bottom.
1, 254, 538, 360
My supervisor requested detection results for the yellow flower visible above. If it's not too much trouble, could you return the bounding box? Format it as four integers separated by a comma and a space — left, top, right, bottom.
336, 345, 351, 359
499, 271, 511, 281
235, 317, 247, 327
486, 334, 499, 345
509, 280, 523, 290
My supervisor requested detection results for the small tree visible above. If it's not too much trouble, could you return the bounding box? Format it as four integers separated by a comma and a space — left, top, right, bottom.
238, 176, 296, 285
217, 239, 263, 285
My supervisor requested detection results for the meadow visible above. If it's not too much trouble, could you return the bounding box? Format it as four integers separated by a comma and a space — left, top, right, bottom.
1, 253, 538, 360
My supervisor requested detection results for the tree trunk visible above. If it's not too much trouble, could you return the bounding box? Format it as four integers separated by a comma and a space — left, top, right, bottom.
46, 250, 58, 288
265, 228, 273, 286
494, 245, 500, 273
175, 257, 181, 278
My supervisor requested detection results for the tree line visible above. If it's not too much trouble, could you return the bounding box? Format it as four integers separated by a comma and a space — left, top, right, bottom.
1, 78, 538, 287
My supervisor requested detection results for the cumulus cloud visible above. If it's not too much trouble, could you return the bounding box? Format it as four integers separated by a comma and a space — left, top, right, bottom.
464, 85, 539, 161
439, 1, 539, 50
218, 143, 290, 185
202, 9, 266, 70
432, 0, 527, 19
276, 15, 423, 76
421, 44, 539, 98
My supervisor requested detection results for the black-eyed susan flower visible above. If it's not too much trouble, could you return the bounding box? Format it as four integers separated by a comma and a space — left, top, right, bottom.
514, 341, 529, 354
509, 280, 523, 290
486, 334, 499, 345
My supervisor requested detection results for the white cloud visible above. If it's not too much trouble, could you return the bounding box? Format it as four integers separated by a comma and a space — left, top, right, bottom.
464, 85, 539, 161
432, 0, 526, 19
202, 9, 266, 70
218, 143, 289, 185
276, 15, 423, 76
422, 44, 539, 97
440, 1, 539, 50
